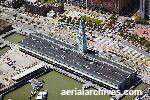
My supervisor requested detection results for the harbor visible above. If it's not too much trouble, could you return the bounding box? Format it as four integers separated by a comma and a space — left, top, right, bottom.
3, 71, 111, 100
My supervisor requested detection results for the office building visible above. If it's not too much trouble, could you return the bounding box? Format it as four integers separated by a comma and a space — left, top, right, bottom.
140, 0, 150, 19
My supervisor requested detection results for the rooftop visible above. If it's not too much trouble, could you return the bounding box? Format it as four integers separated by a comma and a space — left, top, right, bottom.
20, 33, 135, 88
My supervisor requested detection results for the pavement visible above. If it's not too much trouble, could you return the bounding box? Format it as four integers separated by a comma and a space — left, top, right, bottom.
0, 46, 42, 88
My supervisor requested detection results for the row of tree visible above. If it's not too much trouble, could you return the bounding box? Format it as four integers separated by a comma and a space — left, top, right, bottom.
135, 16, 149, 25
59, 16, 103, 31
119, 32, 150, 49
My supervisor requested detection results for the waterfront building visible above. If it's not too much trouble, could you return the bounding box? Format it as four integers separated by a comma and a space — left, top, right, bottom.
19, 33, 138, 92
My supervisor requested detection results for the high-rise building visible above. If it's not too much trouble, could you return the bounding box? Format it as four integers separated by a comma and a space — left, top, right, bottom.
77, 20, 87, 53
140, 0, 150, 19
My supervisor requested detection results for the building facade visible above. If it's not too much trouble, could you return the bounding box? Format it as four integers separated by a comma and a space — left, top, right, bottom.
140, 0, 150, 19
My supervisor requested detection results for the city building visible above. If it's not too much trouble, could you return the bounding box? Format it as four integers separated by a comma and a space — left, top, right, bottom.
63, 0, 133, 14
140, 0, 150, 19
77, 20, 87, 53
24, 2, 50, 16
24, 2, 64, 16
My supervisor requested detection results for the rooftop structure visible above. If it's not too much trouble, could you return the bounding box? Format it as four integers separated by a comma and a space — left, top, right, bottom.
19, 33, 137, 91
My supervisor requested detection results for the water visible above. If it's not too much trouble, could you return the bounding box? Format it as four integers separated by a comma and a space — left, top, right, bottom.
4, 71, 111, 100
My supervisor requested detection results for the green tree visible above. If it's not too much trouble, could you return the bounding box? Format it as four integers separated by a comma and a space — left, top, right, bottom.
144, 41, 150, 48
119, 32, 124, 37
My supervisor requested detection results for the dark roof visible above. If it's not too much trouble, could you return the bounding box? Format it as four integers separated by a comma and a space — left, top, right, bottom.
20, 33, 135, 87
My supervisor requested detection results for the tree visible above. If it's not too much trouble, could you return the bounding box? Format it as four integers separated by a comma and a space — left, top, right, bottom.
68, 16, 72, 23
144, 41, 150, 48
135, 16, 148, 25
119, 32, 124, 37
58, 3, 64, 14
71, 19, 75, 25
